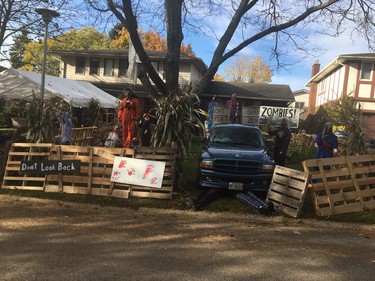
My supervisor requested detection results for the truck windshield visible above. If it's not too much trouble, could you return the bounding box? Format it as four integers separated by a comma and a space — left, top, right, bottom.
210, 127, 263, 147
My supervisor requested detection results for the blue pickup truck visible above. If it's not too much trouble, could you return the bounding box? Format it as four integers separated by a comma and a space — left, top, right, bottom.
197, 124, 275, 194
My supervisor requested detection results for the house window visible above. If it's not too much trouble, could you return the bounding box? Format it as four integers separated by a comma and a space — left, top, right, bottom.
360, 62, 373, 80
295, 102, 305, 109
75, 57, 85, 74
104, 59, 114, 76
118, 59, 129, 77
89, 58, 100, 75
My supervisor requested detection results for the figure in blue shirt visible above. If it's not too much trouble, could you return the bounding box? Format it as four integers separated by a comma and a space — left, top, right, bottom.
57, 111, 73, 145
315, 122, 339, 159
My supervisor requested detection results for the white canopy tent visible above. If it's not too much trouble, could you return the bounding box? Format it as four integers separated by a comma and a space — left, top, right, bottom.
0, 69, 119, 108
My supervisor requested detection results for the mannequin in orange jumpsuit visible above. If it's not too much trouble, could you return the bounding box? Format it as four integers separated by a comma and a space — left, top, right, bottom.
117, 88, 142, 148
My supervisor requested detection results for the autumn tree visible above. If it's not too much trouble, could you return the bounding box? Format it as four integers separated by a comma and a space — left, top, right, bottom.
213, 73, 225, 81
84, 0, 375, 98
223, 55, 272, 83
20, 27, 111, 75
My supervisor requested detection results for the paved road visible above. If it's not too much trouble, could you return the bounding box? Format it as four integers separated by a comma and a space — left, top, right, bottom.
0, 195, 374, 281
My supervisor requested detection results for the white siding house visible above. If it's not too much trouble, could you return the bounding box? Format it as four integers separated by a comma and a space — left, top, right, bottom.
305, 53, 375, 140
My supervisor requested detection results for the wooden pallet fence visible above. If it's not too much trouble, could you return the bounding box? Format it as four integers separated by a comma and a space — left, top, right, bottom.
266, 165, 310, 218
45, 145, 136, 199
132, 146, 177, 199
71, 126, 97, 146
1, 143, 177, 200
2, 143, 53, 191
302, 154, 375, 216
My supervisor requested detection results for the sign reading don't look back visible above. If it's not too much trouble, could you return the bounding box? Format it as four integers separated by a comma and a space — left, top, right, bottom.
20, 160, 81, 174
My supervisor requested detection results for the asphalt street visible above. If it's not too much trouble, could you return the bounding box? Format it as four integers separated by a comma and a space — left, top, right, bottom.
0, 195, 374, 281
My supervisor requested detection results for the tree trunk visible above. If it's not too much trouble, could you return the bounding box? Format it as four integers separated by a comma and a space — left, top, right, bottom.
164, 0, 183, 94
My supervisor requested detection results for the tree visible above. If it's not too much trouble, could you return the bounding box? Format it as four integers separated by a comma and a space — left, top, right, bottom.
223, 55, 272, 83
9, 29, 31, 69
20, 27, 111, 75
0, 0, 68, 64
84, 0, 375, 98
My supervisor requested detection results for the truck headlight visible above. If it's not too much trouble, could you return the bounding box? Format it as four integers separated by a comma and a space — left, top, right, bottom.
200, 159, 213, 169
261, 164, 275, 173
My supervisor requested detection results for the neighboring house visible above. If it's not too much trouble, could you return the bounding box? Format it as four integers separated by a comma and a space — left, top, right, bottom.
51, 49, 294, 120
51, 49, 206, 97
290, 89, 309, 120
305, 53, 375, 140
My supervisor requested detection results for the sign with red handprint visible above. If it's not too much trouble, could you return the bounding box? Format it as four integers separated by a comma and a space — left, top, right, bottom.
110, 156, 166, 188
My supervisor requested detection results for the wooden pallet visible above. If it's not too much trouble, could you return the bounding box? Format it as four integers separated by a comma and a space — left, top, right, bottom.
2, 143, 53, 191
302, 154, 375, 216
132, 146, 177, 199
45, 145, 135, 199
266, 165, 310, 218
71, 126, 97, 146
1, 143, 176, 200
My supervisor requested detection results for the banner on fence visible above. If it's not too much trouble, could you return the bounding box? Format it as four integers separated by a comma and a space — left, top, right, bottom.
110, 156, 166, 188
20, 160, 81, 174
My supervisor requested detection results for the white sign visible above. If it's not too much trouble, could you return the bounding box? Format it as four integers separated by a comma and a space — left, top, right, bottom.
111, 156, 166, 188
259, 106, 301, 128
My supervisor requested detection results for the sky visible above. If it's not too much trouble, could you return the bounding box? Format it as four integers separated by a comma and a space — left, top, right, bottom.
186, 25, 371, 93
1, 1, 372, 93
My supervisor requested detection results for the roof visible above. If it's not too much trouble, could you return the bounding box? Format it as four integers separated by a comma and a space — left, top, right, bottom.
305, 53, 375, 86
0, 69, 119, 108
292, 89, 309, 97
50, 49, 208, 74
205, 81, 294, 102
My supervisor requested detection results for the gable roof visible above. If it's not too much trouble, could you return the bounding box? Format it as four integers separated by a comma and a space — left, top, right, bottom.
0, 68, 119, 108
305, 53, 375, 86
50, 49, 208, 74
205, 81, 294, 102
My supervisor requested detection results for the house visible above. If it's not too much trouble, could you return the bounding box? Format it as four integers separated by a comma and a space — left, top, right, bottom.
305, 53, 375, 140
290, 89, 309, 120
51, 49, 294, 122
51, 49, 207, 110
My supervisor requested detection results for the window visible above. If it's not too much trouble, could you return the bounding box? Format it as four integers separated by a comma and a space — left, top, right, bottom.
75, 57, 85, 74
295, 102, 305, 109
89, 58, 100, 75
360, 62, 373, 80
118, 59, 129, 77
104, 59, 114, 76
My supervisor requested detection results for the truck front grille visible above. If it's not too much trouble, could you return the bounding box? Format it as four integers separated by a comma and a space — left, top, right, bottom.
214, 159, 260, 173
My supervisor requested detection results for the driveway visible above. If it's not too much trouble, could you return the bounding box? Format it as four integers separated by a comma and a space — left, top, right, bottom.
0, 195, 374, 281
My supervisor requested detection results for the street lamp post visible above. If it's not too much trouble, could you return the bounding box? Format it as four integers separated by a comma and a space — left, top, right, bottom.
35, 8, 60, 101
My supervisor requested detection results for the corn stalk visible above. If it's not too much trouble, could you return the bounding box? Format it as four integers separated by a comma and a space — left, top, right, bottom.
150, 85, 208, 188
327, 94, 367, 156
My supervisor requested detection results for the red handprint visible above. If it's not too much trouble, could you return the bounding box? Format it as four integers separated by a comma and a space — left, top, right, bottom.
127, 167, 136, 176
143, 164, 154, 179
118, 159, 127, 169
150, 176, 158, 185
112, 171, 121, 181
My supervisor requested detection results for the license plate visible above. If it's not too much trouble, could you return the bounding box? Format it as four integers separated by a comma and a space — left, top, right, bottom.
228, 182, 243, 191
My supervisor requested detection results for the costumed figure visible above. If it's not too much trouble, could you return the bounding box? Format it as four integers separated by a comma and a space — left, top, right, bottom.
315, 122, 339, 159
117, 88, 142, 148
57, 111, 73, 145
139, 113, 155, 147
226, 93, 239, 124
268, 118, 292, 166
207, 95, 219, 130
